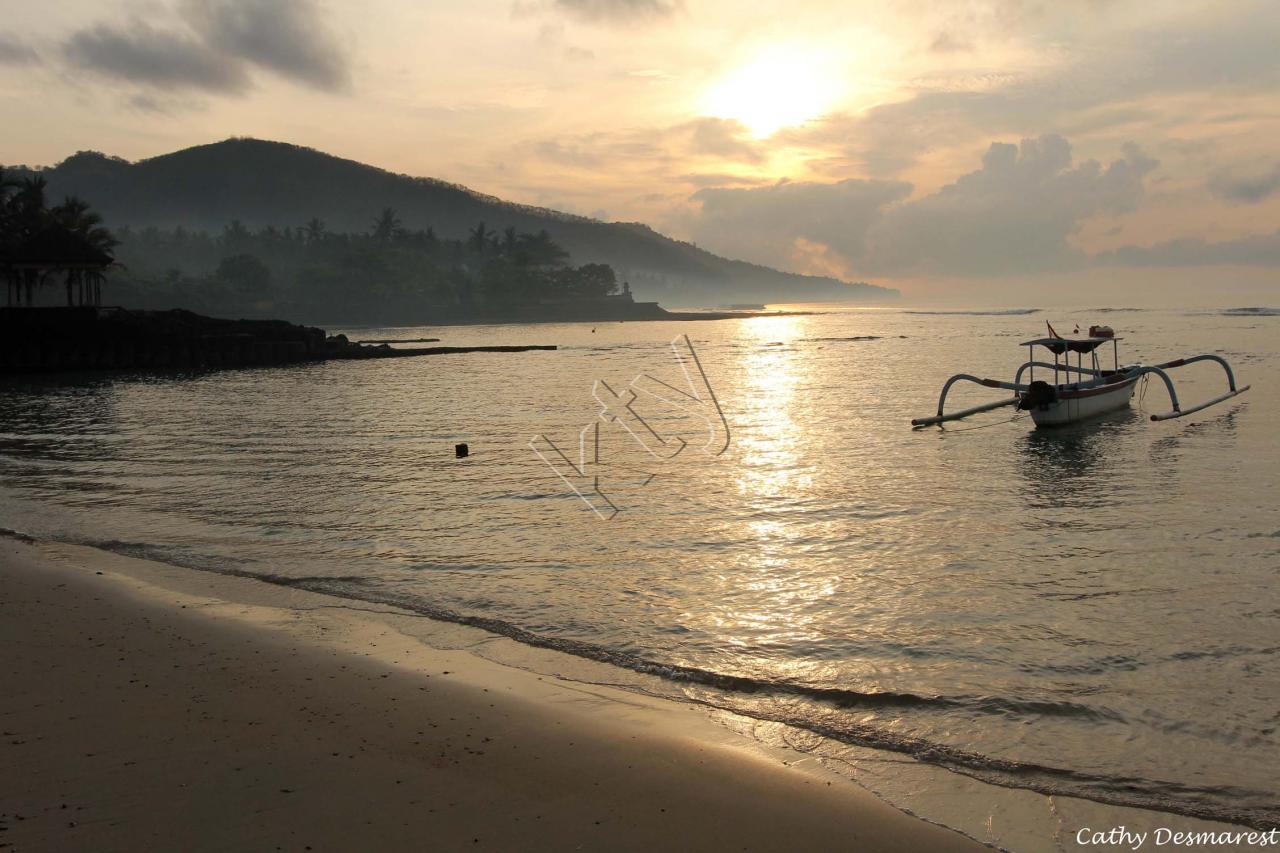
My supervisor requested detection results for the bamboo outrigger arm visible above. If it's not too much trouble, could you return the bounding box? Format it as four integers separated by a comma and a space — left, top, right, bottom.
1140, 354, 1251, 421
910, 374, 1022, 427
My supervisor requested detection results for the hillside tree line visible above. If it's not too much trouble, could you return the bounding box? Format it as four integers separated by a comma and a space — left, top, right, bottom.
108, 209, 620, 322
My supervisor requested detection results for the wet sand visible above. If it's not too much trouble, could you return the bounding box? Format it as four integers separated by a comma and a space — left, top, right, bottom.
0, 535, 987, 852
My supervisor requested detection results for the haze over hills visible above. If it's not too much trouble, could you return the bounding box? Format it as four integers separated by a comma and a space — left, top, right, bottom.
19, 139, 896, 306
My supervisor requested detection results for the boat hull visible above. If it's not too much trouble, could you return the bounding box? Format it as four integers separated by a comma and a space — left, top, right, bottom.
1028, 376, 1139, 426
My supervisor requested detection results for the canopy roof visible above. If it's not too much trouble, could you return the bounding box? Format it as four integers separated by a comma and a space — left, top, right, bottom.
1019, 336, 1121, 354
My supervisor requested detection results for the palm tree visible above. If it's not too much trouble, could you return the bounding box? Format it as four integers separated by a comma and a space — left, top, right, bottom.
468, 221, 491, 255
0, 170, 21, 253
518, 229, 569, 267
371, 208, 401, 243
50, 195, 118, 253
15, 175, 46, 211
304, 217, 327, 243
222, 219, 251, 248
8, 176, 48, 242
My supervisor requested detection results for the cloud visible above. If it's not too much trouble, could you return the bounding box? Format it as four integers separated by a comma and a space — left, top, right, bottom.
534, 138, 606, 168
688, 177, 912, 271
681, 118, 763, 163
0, 33, 39, 65
1094, 232, 1280, 268
61, 0, 348, 95
679, 172, 770, 188
776, 3, 1280, 179
64, 22, 250, 93
184, 0, 350, 91
549, 0, 677, 23
865, 136, 1158, 276
686, 134, 1161, 278
530, 119, 758, 173
1209, 164, 1280, 204
928, 31, 972, 54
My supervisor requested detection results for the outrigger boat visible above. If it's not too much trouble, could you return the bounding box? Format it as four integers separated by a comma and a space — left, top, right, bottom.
911, 325, 1250, 428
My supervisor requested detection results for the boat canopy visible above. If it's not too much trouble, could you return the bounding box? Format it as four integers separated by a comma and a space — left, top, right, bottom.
1019, 336, 1120, 355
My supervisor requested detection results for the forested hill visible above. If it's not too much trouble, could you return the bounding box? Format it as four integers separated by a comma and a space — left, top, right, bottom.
21, 139, 896, 305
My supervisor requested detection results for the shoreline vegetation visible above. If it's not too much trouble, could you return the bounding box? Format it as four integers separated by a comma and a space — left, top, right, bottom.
0, 533, 985, 853
106, 215, 655, 325
1, 167, 819, 376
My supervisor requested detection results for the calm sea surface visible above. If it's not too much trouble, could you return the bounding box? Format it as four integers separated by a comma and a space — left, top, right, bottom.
2, 306, 1277, 832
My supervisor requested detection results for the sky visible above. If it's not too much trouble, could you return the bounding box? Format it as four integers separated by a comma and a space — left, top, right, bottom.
2, 0, 1279, 303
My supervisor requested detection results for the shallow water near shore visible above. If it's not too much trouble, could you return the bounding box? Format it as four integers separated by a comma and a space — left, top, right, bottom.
1, 305, 1277, 840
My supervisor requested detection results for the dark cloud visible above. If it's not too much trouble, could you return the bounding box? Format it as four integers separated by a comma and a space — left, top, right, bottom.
687, 135, 1161, 277
687, 178, 912, 271
61, 0, 348, 95
1209, 164, 1280, 204
1095, 232, 1280, 267
64, 22, 249, 93
0, 33, 39, 65
550, 0, 677, 23
865, 136, 1158, 276
184, 0, 350, 91
127, 93, 168, 113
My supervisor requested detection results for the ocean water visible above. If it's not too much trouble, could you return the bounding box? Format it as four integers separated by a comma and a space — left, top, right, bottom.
1, 306, 1277, 837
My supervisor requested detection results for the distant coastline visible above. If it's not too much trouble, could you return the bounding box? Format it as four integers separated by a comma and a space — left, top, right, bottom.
293, 302, 819, 328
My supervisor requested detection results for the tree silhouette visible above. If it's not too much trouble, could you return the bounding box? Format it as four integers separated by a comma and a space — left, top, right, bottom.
371, 208, 401, 243
50, 196, 118, 253
468, 221, 491, 255
221, 219, 251, 249
1, 178, 116, 307
304, 217, 327, 243
519, 229, 569, 267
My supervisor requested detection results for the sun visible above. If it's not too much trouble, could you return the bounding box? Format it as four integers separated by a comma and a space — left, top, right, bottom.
702, 46, 842, 138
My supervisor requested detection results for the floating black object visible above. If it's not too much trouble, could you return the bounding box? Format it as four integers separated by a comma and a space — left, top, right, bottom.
455, 443, 469, 459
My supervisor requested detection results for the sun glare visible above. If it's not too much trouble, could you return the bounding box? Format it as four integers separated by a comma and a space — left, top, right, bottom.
702, 46, 842, 138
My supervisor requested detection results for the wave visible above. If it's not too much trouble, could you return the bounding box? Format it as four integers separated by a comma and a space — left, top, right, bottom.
14, 528, 1276, 831
904, 309, 1041, 316
1221, 307, 1280, 316
802, 335, 882, 343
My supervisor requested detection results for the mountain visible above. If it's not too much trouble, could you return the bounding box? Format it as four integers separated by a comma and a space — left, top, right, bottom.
19, 139, 896, 306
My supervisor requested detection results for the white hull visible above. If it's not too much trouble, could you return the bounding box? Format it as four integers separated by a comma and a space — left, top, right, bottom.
913, 335, 1249, 428
1028, 377, 1138, 426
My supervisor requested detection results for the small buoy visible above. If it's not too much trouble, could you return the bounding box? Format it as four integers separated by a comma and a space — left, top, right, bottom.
455, 443, 469, 458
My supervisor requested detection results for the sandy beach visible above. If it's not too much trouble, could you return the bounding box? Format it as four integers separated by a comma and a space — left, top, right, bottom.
0, 534, 986, 852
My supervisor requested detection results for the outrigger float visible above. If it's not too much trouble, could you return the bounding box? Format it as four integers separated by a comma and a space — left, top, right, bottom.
911, 325, 1250, 428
